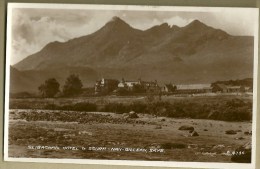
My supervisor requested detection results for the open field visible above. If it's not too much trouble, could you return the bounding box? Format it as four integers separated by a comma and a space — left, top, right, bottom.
10, 93, 253, 107
10, 94, 253, 122
8, 95, 252, 162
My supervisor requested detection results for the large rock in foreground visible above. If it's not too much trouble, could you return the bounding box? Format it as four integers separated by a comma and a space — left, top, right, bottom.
190, 131, 199, 137
178, 125, 194, 131
123, 111, 139, 119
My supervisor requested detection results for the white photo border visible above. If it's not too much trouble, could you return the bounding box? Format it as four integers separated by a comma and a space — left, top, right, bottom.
4, 3, 259, 169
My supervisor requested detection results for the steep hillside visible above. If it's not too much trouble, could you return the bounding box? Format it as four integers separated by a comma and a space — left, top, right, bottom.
10, 66, 98, 93
11, 17, 254, 92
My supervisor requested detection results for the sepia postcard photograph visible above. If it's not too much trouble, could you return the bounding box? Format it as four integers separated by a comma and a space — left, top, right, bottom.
4, 3, 259, 169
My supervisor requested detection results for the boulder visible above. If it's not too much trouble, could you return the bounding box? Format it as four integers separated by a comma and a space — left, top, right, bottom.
225, 130, 237, 135
122, 113, 128, 118
128, 111, 139, 118
190, 131, 199, 137
155, 125, 162, 129
123, 111, 139, 119
244, 131, 252, 135
235, 137, 245, 140
178, 125, 194, 131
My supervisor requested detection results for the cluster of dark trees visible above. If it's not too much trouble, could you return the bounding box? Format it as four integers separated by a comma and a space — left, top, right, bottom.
38, 74, 83, 98
211, 78, 253, 88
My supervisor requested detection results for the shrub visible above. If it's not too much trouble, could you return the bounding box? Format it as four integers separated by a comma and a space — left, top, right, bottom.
9, 102, 32, 109
116, 88, 130, 96
44, 103, 59, 110
72, 102, 97, 112
11, 97, 252, 122
131, 102, 147, 113
10, 92, 35, 98
44, 102, 97, 112
62, 74, 83, 97
101, 103, 130, 114
226, 99, 247, 107
38, 78, 60, 98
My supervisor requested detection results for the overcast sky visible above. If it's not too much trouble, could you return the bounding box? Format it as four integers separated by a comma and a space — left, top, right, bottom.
9, 6, 257, 65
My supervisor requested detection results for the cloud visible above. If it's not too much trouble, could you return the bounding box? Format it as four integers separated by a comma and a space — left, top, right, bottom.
164, 16, 193, 27
11, 9, 75, 64
209, 9, 257, 36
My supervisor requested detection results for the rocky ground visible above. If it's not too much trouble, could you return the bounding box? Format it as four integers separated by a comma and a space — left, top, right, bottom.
8, 109, 252, 163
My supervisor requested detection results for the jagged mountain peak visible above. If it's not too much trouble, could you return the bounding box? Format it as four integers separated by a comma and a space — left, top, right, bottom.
110, 16, 123, 22
145, 22, 174, 35
190, 19, 203, 24
185, 19, 209, 30
159, 22, 170, 27
97, 16, 138, 35
171, 25, 180, 30
105, 16, 130, 27
181, 19, 230, 38
146, 22, 170, 31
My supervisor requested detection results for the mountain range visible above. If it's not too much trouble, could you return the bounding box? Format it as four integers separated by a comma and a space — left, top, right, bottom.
11, 16, 254, 93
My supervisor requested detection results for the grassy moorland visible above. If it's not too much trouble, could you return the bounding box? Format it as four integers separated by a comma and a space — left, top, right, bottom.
10, 94, 252, 122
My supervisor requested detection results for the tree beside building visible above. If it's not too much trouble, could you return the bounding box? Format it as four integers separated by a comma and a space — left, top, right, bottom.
62, 74, 83, 97
38, 78, 60, 98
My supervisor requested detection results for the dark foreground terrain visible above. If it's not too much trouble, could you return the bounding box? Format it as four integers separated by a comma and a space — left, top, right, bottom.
8, 95, 252, 162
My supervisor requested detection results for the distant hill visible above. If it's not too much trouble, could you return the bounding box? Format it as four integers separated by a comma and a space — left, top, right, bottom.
11, 16, 254, 93
10, 66, 98, 93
